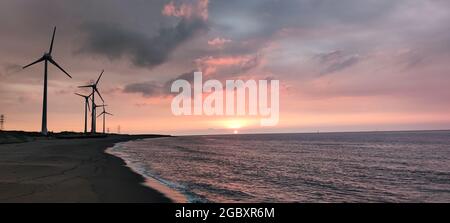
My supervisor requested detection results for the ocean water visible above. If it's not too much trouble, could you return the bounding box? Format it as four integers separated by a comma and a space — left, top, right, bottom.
107, 131, 450, 202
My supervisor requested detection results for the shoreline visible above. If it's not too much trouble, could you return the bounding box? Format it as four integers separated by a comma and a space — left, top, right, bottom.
0, 134, 173, 202
106, 140, 188, 203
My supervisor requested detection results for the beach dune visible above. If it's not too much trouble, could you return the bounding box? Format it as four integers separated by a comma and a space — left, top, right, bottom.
0, 135, 172, 203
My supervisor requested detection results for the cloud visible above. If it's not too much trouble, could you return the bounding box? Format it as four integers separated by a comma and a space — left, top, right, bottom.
79, 18, 208, 69
122, 53, 262, 99
207, 37, 231, 48
78, 0, 210, 69
2, 63, 22, 76
165, 69, 197, 86
195, 54, 260, 76
316, 50, 360, 75
123, 70, 196, 98
123, 81, 165, 98
209, 0, 399, 40
162, 0, 209, 21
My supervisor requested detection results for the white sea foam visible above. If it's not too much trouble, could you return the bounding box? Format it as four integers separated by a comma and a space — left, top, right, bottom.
106, 140, 189, 203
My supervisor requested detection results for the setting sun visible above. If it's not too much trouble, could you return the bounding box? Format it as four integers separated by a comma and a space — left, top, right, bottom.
226, 120, 245, 129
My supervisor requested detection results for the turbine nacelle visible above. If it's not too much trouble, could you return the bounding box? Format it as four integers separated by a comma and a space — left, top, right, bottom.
43, 53, 52, 60
78, 70, 105, 102
93, 104, 106, 109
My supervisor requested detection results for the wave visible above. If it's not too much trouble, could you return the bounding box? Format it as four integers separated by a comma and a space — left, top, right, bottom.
106, 140, 191, 203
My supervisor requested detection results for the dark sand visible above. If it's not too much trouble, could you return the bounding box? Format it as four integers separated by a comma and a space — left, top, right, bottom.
0, 134, 172, 202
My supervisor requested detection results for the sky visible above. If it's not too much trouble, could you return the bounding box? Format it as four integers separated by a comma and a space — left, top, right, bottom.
1, 0, 450, 135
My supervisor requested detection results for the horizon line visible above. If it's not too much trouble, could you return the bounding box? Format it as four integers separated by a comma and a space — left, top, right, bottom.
2, 128, 449, 137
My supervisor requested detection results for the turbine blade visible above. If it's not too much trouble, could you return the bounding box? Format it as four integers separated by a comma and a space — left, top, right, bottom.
74, 93, 85, 97
23, 57, 44, 69
95, 89, 104, 102
96, 70, 104, 85
78, 84, 94, 88
97, 112, 104, 118
49, 58, 71, 78
49, 27, 56, 54
87, 100, 91, 111
106, 112, 113, 116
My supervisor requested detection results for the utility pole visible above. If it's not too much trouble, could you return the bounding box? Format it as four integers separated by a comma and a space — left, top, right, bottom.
0, 114, 4, 131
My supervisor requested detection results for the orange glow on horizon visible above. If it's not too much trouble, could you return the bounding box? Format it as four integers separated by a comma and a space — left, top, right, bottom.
213, 118, 259, 130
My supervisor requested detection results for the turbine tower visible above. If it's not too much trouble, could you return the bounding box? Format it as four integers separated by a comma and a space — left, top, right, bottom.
78, 70, 104, 134
75, 92, 92, 134
23, 27, 71, 135
92, 103, 106, 133
97, 105, 113, 134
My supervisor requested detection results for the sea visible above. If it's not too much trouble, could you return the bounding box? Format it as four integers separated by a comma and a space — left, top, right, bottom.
106, 131, 450, 203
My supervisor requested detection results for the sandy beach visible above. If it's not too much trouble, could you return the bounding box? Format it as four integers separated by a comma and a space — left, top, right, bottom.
0, 134, 172, 203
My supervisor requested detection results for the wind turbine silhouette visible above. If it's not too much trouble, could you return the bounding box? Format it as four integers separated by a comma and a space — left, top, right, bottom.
78, 70, 104, 134
23, 27, 71, 135
97, 105, 113, 134
75, 92, 93, 134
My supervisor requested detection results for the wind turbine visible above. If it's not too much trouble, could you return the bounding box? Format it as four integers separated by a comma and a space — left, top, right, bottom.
23, 26, 71, 135
97, 105, 113, 134
75, 92, 93, 134
78, 70, 104, 134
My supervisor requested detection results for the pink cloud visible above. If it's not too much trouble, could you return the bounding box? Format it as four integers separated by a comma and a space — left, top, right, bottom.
207, 37, 232, 48
197, 55, 256, 66
195, 55, 260, 76
162, 0, 209, 21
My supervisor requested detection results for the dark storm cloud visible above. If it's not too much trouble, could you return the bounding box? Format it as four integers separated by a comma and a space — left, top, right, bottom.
79, 19, 208, 69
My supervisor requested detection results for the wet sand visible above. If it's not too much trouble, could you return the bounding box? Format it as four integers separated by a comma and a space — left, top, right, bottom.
0, 134, 172, 202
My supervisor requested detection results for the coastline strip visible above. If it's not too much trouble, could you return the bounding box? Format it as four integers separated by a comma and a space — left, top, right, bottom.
0, 134, 172, 203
